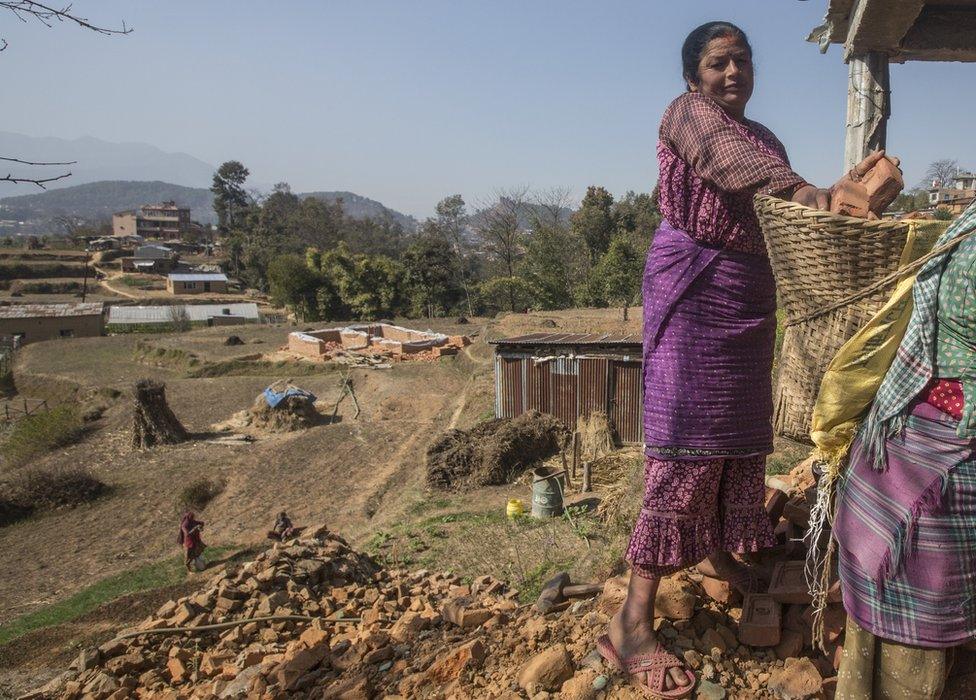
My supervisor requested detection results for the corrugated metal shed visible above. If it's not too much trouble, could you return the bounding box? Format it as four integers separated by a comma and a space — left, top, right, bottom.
491, 334, 643, 444
0, 303, 104, 319
167, 273, 228, 282
107, 303, 260, 325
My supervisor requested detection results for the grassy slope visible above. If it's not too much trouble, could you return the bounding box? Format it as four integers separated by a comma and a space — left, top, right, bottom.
0, 545, 239, 645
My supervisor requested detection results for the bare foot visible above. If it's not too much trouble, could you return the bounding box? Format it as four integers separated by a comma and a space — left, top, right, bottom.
607, 610, 692, 692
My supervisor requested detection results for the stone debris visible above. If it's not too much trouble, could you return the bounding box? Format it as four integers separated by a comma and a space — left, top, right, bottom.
31, 520, 840, 700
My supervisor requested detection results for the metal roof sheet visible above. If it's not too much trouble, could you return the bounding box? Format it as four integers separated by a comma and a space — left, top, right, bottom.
167, 273, 228, 282
0, 302, 104, 319
107, 303, 259, 325
489, 332, 641, 347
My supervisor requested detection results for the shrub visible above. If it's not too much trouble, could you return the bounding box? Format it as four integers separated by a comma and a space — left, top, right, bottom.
1, 404, 86, 467
9, 280, 85, 295
0, 498, 33, 527
11, 467, 107, 509
177, 477, 225, 512
1, 467, 108, 527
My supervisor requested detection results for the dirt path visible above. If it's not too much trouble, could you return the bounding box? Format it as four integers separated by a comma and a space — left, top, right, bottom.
95, 268, 140, 300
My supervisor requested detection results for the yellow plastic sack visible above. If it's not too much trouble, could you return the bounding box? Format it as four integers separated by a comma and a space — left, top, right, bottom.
810, 220, 949, 465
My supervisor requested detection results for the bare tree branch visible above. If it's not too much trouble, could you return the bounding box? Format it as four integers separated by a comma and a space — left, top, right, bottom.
0, 1, 130, 36
0, 155, 76, 166
0, 170, 72, 188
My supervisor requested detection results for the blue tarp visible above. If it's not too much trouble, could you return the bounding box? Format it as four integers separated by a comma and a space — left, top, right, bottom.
263, 386, 316, 408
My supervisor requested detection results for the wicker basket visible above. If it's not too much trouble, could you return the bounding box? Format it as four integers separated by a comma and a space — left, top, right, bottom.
755, 195, 942, 444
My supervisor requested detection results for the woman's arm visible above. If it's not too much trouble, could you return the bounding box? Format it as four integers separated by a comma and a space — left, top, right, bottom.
661, 93, 808, 197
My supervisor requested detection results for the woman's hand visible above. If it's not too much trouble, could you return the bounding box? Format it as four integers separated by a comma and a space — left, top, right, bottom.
792, 184, 830, 211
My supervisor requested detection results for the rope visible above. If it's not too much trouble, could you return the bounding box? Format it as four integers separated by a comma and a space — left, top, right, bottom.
112, 614, 361, 641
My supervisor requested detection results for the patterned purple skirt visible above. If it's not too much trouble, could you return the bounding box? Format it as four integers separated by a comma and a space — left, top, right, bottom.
642, 222, 776, 459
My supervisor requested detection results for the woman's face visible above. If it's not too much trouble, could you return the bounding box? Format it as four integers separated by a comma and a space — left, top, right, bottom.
689, 35, 754, 119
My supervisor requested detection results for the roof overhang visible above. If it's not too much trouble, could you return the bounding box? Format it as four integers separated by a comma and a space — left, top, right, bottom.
810, 0, 976, 62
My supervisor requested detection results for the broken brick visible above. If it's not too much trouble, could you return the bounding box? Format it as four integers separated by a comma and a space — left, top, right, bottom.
700, 575, 742, 606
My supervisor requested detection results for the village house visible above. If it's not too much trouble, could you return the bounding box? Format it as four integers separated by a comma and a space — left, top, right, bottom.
166, 272, 228, 295
0, 302, 105, 346
113, 201, 191, 239
121, 244, 179, 274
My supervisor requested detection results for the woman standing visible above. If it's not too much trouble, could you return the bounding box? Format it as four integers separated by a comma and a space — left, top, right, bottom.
598, 21, 845, 697
832, 201, 976, 699
178, 511, 206, 571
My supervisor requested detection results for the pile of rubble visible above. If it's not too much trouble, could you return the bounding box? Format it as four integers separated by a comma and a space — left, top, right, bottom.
31, 521, 841, 700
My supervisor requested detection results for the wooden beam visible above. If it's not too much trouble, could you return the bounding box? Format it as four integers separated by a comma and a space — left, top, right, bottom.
844, 52, 890, 171
896, 7, 976, 62
843, 0, 926, 60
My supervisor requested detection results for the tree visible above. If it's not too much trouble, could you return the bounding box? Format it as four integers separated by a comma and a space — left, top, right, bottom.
890, 189, 930, 213
267, 254, 323, 321
479, 276, 533, 315
402, 227, 463, 318
315, 243, 406, 320
1, 2, 130, 188
211, 161, 251, 233
435, 194, 473, 316
572, 186, 616, 263
613, 190, 660, 243
342, 255, 405, 320
168, 304, 191, 332
922, 159, 959, 188
520, 189, 584, 310
593, 236, 644, 320
474, 187, 529, 312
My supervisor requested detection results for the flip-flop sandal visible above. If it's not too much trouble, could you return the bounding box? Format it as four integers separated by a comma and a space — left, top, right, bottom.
597, 634, 696, 699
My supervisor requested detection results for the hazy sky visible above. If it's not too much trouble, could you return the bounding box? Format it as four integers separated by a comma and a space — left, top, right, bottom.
2, 1, 973, 218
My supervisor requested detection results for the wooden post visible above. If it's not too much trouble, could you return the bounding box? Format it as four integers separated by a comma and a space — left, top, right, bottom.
845, 51, 890, 172
582, 461, 592, 493
571, 431, 580, 480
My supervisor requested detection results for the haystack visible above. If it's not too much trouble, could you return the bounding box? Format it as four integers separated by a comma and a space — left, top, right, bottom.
247, 382, 321, 432
132, 379, 188, 449
426, 410, 569, 491
576, 412, 616, 462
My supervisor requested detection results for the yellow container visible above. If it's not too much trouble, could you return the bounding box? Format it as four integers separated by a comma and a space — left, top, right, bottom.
506, 498, 525, 520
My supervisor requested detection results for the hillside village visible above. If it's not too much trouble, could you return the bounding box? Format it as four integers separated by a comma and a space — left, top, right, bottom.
3, 2, 976, 700
0, 173, 974, 699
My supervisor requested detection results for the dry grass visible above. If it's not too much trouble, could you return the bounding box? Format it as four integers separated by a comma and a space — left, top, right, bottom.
1, 404, 86, 469
595, 449, 644, 533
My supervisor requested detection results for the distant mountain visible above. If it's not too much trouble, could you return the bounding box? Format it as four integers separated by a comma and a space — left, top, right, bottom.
0, 132, 215, 192
0, 180, 217, 225
300, 191, 418, 232
0, 181, 420, 233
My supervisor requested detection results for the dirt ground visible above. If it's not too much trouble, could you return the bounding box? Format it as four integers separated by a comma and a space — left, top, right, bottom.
0, 308, 807, 697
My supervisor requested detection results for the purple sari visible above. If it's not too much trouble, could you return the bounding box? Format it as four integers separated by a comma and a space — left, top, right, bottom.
642, 221, 776, 459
